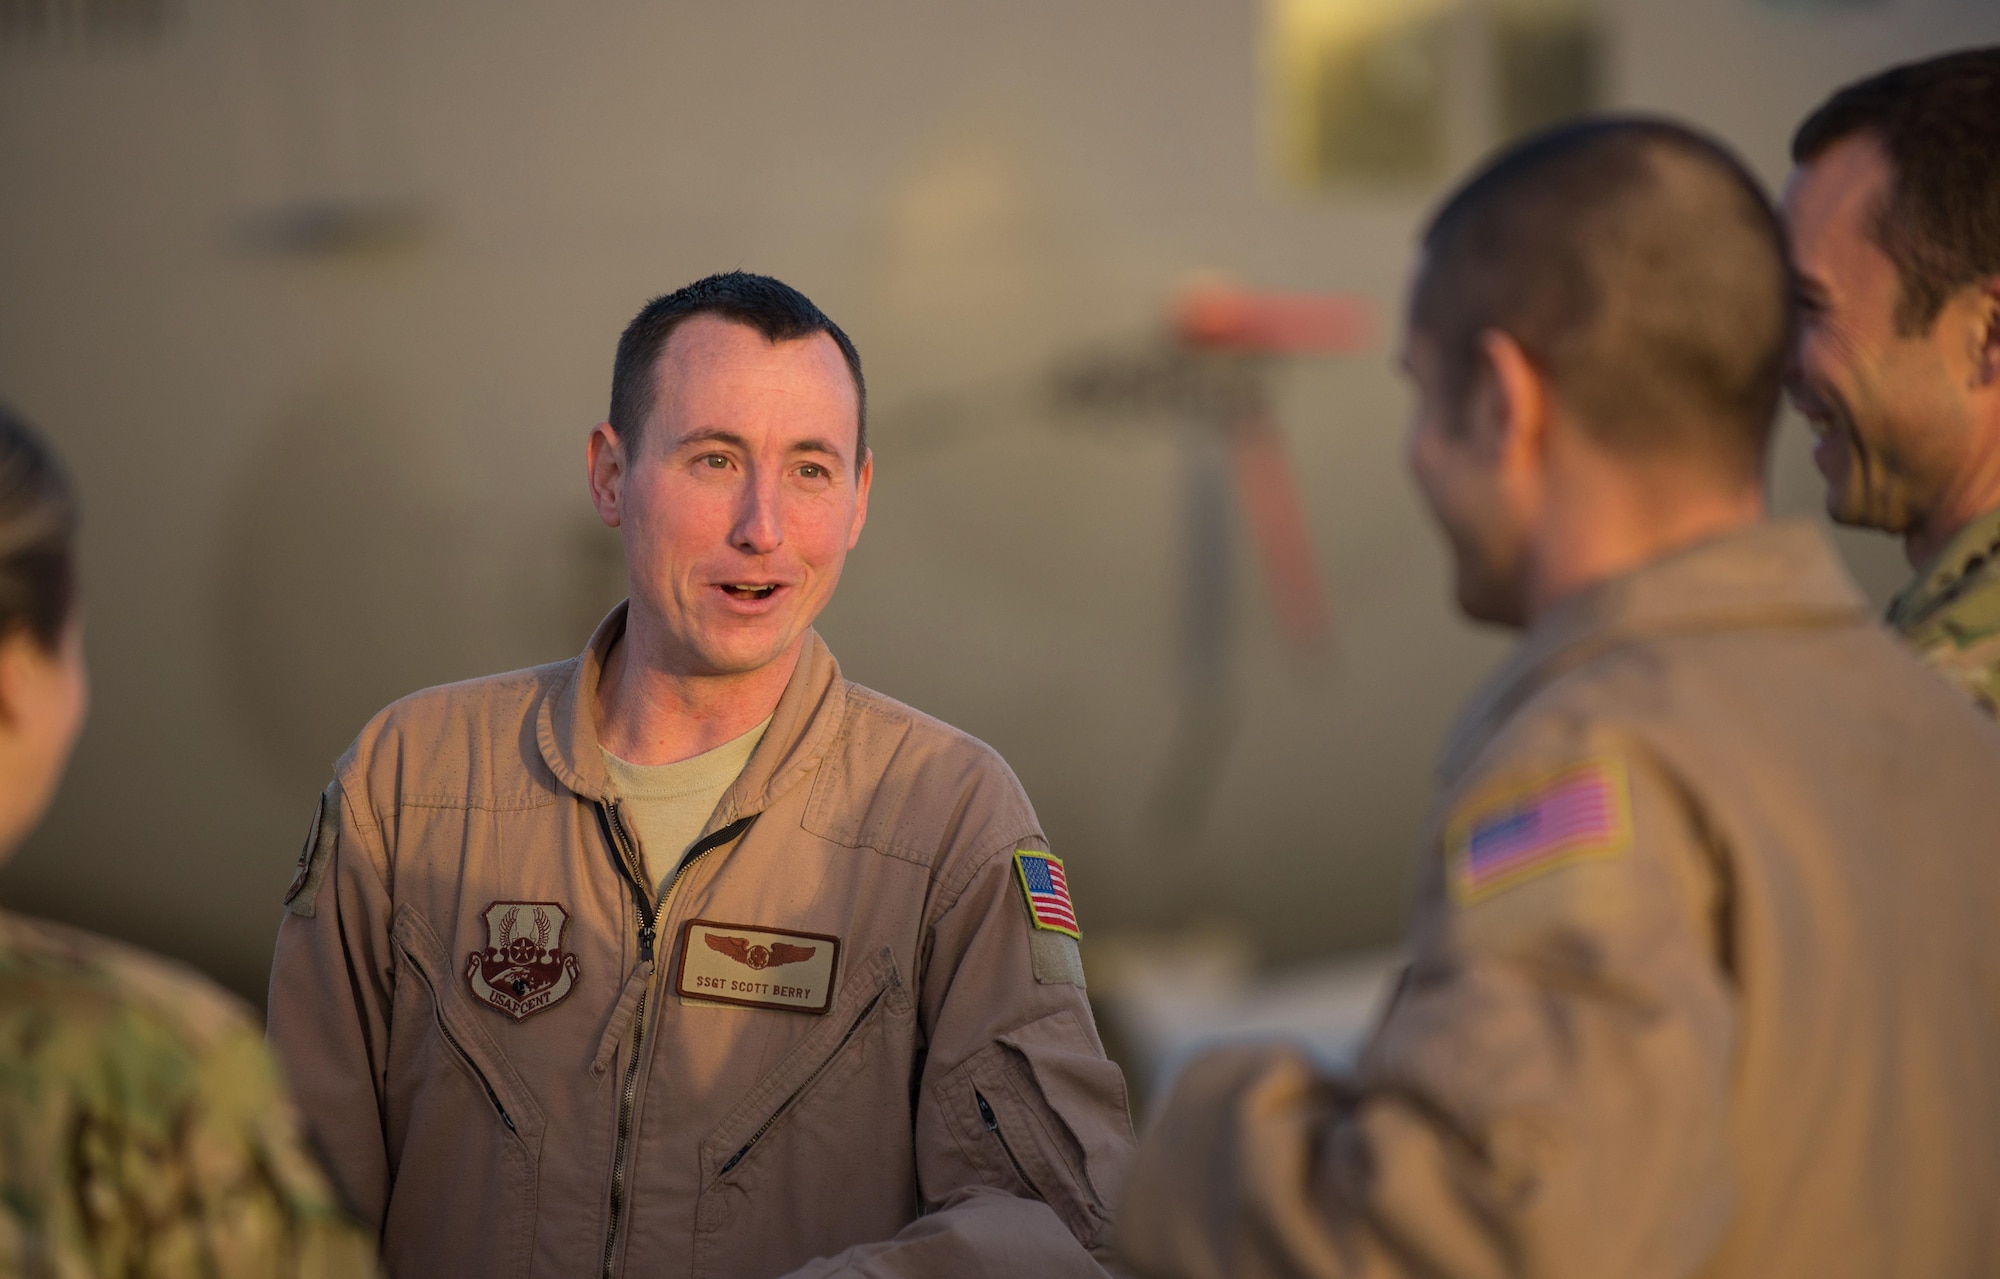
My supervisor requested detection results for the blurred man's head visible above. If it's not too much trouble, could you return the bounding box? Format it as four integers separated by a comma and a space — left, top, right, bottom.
589, 273, 872, 680
1785, 49, 2000, 559
1402, 117, 1790, 625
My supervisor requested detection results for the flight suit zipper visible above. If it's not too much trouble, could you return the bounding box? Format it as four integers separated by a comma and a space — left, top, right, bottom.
597, 802, 757, 1279
975, 1089, 1039, 1196
404, 941, 516, 1132
717, 987, 889, 1176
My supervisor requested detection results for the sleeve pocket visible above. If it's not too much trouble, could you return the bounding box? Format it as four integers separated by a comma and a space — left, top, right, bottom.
937, 1008, 1136, 1246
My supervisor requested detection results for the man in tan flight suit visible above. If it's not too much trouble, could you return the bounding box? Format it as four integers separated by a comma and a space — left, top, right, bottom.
268, 272, 1135, 1278
1785, 49, 2000, 712
1117, 119, 2000, 1278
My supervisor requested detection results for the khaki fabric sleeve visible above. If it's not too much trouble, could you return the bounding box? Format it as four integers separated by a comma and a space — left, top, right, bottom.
1117, 742, 1738, 1279
777, 840, 1138, 1279
267, 772, 400, 1237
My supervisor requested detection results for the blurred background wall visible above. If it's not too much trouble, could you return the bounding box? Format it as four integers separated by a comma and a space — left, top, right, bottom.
0, 0, 1994, 1018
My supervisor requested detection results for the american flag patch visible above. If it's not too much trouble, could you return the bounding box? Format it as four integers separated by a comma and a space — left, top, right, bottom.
1013, 851, 1081, 939
1446, 760, 1630, 903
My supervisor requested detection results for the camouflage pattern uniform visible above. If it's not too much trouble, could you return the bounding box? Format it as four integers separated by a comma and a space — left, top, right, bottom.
1887, 505, 2000, 716
0, 911, 377, 1278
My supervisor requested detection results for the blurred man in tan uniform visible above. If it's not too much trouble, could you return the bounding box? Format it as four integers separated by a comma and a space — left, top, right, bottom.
1117, 119, 2000, 1279
268, 273, 1134, 1278
1785, 49, 2000, 713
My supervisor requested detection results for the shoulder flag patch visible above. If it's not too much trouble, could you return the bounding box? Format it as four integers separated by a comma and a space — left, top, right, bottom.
1446, 760, 1631, 904
1013, 850, 1081, 939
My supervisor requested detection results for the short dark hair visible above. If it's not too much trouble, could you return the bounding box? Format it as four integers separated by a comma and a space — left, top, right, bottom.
608, 271, 868, 458
1792, 47, 2000, 336
0, 405, 77, 652
1413, 116, 1790, 475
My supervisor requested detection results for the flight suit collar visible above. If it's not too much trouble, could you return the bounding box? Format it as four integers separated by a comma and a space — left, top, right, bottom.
1885, 504, 2000, 634
1439, 520, 1868, 782
535, 602, 849, 827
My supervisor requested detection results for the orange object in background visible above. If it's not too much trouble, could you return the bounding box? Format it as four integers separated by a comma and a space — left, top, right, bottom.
1173, 282, 1373, 355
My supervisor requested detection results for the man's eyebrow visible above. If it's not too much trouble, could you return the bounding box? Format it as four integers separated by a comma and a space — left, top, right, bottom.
786, 437, 846, 459
669, 429, 849, 464
673, 429, 753, 452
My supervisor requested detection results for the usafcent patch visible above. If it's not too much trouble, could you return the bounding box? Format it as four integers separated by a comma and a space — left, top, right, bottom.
1445, 759, 1632, 904
466, 901, 582, 1020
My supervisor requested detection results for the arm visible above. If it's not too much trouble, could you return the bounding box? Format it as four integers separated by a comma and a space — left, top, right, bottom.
779, 840, 1138, 1279
1118, 747, 1739, 1279
174, 1015, 385, 1277
267, 775, 400, 1234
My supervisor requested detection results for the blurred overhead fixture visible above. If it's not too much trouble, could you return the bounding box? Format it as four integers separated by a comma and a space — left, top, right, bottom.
234, 198, 428, 259
1265, 0, 1455, 184
1263, 0, 1605, 189
0, 0, 177, 49
1751, 0, 1883, 11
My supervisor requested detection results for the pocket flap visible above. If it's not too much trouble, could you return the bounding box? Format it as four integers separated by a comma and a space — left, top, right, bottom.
997, 1009, 1135, 1205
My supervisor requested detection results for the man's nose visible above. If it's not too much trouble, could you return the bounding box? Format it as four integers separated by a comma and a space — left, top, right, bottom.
730, 470, 785, 554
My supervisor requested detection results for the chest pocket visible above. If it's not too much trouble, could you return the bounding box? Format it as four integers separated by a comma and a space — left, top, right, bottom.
692, 947, 917, 1274
385, 907, 546, 1279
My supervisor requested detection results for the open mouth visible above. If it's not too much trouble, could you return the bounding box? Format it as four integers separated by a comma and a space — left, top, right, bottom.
720, 584, 780, 601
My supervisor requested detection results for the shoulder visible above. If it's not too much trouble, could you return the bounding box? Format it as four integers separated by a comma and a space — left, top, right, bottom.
0, 912, 257, 1050
341, 657, 577, 812
805, 681, 1041, 876
0, 916, 368, 1267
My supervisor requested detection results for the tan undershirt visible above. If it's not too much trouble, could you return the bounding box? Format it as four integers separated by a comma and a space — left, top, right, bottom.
601, 718, 769, 898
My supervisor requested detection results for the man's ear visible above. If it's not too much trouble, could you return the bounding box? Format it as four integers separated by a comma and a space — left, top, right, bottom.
0, 630, 35, 728
1474, 329, 1552, 468
1969, 276, 2000, 389
587, 423, 626, 529
848, 448, 872, 550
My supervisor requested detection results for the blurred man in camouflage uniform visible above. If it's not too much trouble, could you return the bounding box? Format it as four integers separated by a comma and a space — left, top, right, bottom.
0, 404, 375, 1277
1786, 49, 2000, 712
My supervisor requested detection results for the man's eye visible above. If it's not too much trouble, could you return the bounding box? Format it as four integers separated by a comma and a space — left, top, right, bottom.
799, 463, 826, 479
700, 454, 730, 469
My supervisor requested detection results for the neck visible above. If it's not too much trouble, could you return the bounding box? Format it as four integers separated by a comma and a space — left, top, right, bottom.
1524, 460, 1766, 625
1904, 438, 2000, 572
595, 612, 802, 766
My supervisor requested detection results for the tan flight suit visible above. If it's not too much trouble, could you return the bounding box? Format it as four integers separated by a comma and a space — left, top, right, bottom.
1117, 522, 2000, 1279
0, 912, 377, 1277
268, 607, 1135, 1279
1888, 504, 2000, 716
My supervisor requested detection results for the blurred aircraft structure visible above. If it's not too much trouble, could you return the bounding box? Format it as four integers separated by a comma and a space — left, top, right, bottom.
1051, 283, 1370, 882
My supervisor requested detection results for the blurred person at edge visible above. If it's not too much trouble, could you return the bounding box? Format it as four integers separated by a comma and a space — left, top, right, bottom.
0, 406, 378, 1276
266, 272, 1135, 1279
1115, 118, 2000, 1279
1786, 49, 2000, 713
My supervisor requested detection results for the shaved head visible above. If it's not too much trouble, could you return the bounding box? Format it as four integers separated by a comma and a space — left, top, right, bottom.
1413, 117, 1791, 478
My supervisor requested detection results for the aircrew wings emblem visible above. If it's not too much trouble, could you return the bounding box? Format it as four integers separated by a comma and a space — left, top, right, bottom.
704, 933, 817, 971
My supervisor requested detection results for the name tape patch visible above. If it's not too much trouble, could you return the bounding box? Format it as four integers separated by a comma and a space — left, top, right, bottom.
1447, 760, 1631, 904
677, 919, 841, 1014
1014, 850, 1081, 939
